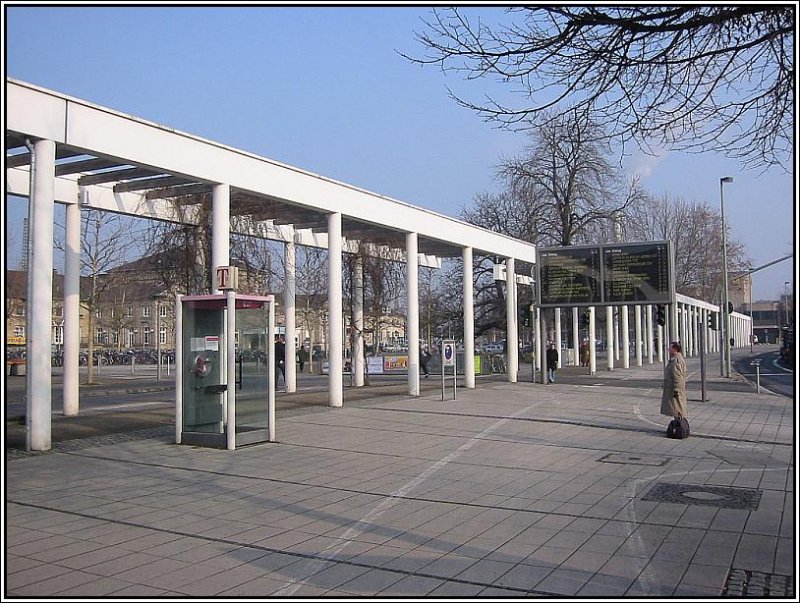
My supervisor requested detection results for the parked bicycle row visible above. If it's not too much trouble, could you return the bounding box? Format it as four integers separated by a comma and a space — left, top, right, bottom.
43, 349, 176, 367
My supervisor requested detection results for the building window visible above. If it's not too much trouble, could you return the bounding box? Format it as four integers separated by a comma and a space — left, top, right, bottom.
143, 306, 151, 318
160, 326, 167, 345
112, 331, 119, 345
159, 304, 168, 317
144, 327, 151, 345
127, 306, 133, 317
14, 326, 25, 338
95, 308, 102, 318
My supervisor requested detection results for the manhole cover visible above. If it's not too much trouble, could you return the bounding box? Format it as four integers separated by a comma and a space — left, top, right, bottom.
641, 482, 762, 510
598, 453, 669, 466
724, 569, 794, 597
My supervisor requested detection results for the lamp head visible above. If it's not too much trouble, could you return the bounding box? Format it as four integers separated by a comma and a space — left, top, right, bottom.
720, 176, 734, 184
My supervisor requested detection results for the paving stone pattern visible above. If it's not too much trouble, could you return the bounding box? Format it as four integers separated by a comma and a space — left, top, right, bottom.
5, 356, 794, 598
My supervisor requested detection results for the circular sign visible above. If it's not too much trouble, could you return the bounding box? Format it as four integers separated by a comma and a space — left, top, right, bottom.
443, 342, 455, 367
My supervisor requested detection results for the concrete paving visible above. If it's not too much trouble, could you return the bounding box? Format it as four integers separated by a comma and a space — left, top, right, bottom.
4, 352, 795, 598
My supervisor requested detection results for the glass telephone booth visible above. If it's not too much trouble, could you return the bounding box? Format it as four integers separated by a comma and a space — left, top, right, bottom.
175, 293, 275, 450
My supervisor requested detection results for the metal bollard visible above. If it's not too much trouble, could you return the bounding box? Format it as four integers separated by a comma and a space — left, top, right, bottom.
131, 355, 136, 375
750, 359, 761, 395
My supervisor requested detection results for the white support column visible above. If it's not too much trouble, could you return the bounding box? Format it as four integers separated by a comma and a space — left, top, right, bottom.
539, 309, 548, 384
683, 306, 691, 354
506, 257, 518, 382
606, 306, 615, 371
407, 232, 420, 395
268, 298, 276, 441
226, 290, 236, 451
692, 306, 699, 356
670, 301, 680, 346
614, 309, 621, 361
621, 305, 630, 369
353, 255, 365, 387
284, 239, 297, 393
634, 304, 643, 367
26, 138, 56, 452
588, 306, 597, 375
211, 183, 230, 293
702, 309, 708, 353
63, 200, 80, 417
534, 307, 542, 373
658, 323, 664, 364
328, 212, 343, 407
463, 246, 475, 388
572, 307, 579, 367
554, 307, 562, 368
646, 304, 654, 364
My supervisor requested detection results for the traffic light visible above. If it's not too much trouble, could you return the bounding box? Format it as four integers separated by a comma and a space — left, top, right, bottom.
656, 305, 666, 327
581, 312, 590, 329
707, 313, 719, 331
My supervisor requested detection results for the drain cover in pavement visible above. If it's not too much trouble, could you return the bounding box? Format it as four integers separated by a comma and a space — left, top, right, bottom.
641, 482, 762, 510
598, 453, 670, 466
724, 569, 794, 597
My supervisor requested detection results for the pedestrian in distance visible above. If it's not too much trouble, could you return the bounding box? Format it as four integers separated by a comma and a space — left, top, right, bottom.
579, 339, 590, 367
546, 343, 559, 383
297, 345, 308, 373
275, 335, 286, 390
661, 341, 688, 432
420, 345, 431, 378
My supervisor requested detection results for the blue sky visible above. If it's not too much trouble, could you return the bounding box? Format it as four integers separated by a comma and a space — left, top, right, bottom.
4, 5, 795, 300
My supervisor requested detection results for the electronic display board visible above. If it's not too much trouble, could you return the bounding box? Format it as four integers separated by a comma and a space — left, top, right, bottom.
537, 241, 673, 307
603, 243, 671, 304
538, 247, 602, 306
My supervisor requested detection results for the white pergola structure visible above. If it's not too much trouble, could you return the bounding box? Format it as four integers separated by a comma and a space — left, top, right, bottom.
5, 79, 537, 451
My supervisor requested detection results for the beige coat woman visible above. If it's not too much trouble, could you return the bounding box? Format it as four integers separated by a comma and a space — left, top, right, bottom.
661, 351, 687, 418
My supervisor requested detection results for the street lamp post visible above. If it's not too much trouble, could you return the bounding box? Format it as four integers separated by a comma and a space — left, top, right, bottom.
720, 176, 733, 378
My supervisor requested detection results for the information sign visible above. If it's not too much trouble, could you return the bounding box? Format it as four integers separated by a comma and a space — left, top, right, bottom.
538, 247, 602, 306
537, 241, 673, 307
602, 243, 671, 303
442, 341, 456, 367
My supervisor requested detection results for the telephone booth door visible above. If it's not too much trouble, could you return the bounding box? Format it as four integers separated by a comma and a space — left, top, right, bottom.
176, 293, 275, 450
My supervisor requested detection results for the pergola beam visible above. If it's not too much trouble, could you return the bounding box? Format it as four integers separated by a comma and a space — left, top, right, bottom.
55, 157, 126, 176
78, 166, 164, 186
113, 175, 196, 193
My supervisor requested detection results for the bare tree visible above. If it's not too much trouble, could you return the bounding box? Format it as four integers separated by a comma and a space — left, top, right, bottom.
142, 195, 213, 295
459, 112, 641, 335
408, 6, 794, 170
498, 111, 646, 246
79, 209, 142, 383
625, 193, 750, 301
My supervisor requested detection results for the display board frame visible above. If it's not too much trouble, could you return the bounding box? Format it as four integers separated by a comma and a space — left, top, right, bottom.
536, 241, 674, 308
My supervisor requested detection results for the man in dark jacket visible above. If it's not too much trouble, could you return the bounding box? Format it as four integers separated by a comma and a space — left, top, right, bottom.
546, 343, 559, 383
275, 335, 286, 389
